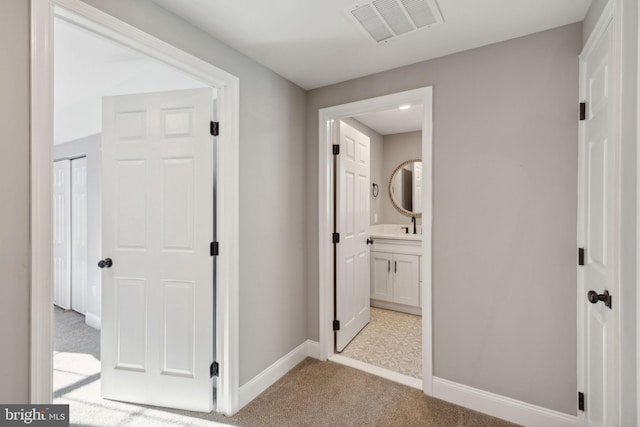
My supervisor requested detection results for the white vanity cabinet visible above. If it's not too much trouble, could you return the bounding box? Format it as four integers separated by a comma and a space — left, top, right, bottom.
369, 237, 421, 315
393, 254, 420, 306
371, 252, 393, 301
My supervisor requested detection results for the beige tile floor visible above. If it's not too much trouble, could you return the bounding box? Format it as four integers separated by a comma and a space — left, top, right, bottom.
340, 306, 422, 378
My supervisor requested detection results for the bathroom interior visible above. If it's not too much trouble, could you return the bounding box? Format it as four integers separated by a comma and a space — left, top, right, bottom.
338, 103, 424, 380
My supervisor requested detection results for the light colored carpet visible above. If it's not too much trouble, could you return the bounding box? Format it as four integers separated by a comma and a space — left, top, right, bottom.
54, 307, 518, 427
340, 307, 422, 378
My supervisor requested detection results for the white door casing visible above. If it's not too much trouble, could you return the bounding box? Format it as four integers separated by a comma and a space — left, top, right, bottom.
31, 0, 241, 413
53, 159, 71, 310
318, 87, 433, 394
71, 157, 88, 314
578, 11, 619, 427
101, 88, 214, 412
335, 121, 371, 352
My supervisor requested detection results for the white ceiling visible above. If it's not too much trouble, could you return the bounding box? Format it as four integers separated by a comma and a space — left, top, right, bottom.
151, 0, 591, 90
54, 19, 210, 144
353, 103, 423, 135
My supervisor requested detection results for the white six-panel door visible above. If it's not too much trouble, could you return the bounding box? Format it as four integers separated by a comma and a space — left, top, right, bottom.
101, 88, 214, 412
53, 159, 71, 310
578, 19, 618, 427
336, 121, 370, 352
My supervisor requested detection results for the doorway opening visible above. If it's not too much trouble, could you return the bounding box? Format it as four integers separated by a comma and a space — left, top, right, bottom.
31, 0, 241, 417
52, 15, 218, 418
318, 87, 434, 393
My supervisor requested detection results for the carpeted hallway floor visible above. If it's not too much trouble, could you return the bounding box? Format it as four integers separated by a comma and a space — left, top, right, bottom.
54, 307, 518, 426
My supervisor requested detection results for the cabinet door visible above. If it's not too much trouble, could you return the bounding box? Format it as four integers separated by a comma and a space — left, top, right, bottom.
393, 254, 420, 306
370, 252, 393, 302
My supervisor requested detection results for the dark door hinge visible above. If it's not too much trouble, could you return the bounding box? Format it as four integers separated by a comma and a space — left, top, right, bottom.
578, 248, 585, 266
210, 361, 219, 377
333, 320, 340, 331
332, 144, 340, 155
210, 241, 219, 256
210, 121, 220, 136
578, 392, 585, 411
332, 232, 340, 244
579, 102, 586, 121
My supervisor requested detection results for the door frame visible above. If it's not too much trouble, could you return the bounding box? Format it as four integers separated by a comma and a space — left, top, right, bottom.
30, 0, 241, 415
318, 87, 434, 394
577, 0, 622, 424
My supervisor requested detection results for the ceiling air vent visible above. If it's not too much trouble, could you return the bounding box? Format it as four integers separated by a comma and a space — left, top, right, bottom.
347, 0, 443, 43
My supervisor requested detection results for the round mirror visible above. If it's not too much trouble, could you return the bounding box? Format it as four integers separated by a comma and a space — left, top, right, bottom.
389, 159, 422, 217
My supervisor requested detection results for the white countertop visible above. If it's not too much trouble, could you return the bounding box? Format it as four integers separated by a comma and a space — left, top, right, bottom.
369, 224, 422, 241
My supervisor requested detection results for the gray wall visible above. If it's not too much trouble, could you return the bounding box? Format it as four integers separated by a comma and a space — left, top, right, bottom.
306, 23, 581, 414
77, 0, 309, 386
54, 135, 102, 328
0, 0, 30, 403
381, 131, 422, 225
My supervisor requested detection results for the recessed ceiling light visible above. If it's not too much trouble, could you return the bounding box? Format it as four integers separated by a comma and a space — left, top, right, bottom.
399, 105, 411, 110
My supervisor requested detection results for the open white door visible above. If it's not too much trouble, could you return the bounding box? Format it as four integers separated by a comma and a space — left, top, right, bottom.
577, 19, 619, 427
53, 159, 71, 310
335, 121, 370, 352
100, 88, 215, 412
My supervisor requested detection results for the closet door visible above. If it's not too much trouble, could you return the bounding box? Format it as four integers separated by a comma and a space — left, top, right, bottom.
71, 157, 88, 314
53, 159, 71, 309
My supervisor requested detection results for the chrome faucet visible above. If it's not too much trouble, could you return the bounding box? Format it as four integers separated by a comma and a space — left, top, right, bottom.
411, 216, 417, 234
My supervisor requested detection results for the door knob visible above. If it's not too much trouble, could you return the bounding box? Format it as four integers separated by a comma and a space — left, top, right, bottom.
587, 290, 611, 309
366, 238, 374, 245
98, 258, 113, 269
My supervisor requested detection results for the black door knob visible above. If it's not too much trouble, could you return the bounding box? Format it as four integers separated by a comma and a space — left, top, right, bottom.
366, 238, 374, 245
588, 290, 611, 309
98, 258, 113, 269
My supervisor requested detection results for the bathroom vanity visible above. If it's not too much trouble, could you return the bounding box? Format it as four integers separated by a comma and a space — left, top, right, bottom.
369, 224, 422, 316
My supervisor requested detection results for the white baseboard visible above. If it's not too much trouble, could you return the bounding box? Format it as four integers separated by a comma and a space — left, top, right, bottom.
371, 299, 421, 316
330, 354, 422, 390
236, 340, 578, 427
433, 377, 579, 427
238, 340, 311, 409
85, 312, 100, 330
306, 340, 321, 360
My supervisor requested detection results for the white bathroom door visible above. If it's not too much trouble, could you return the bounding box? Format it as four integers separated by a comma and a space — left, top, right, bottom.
71, 157, 88, 314
53, 159, 71, 310
101, 88, 215, 412
577, 19, 619, 427
335, 121, 370, 352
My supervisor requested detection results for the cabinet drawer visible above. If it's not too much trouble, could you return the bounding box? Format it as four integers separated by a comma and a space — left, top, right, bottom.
371, 238, 421, 256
